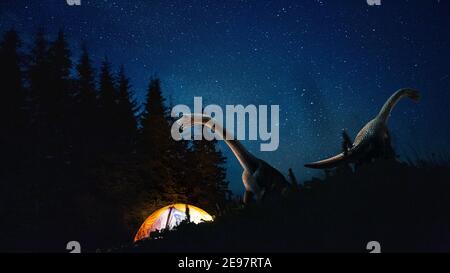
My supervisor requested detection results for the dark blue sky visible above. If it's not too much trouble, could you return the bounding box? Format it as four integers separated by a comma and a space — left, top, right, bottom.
1, 0, 449, 194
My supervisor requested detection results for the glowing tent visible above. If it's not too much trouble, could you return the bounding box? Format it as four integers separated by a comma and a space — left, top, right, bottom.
134, 203, 213, 242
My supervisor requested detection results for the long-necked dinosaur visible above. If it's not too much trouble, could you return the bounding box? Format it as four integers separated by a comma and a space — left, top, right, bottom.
176, 114, 289, 203
304, 88, 421, 169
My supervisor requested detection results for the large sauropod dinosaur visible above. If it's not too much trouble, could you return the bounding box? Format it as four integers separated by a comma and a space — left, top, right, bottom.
304, 88, 421, 169
176, 114, 289, 204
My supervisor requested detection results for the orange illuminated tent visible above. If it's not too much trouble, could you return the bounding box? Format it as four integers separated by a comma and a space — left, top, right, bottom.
134, 203, 213, 242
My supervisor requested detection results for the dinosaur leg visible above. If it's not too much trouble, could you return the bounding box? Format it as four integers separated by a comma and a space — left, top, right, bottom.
243, 191, 254, 204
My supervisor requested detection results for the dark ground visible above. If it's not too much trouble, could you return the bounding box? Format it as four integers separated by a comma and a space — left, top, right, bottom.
121, 159, 450, 253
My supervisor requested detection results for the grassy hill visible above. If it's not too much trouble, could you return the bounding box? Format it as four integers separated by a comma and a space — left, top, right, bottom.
124, 158, 450, 253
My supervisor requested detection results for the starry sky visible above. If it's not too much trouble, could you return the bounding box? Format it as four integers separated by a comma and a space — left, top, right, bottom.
1, 0, 449, 194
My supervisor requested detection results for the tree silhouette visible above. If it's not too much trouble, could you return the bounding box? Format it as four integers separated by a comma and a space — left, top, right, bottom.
0, 29, 232, 251
138, 78, 186, 202
0, 29, 29, 249
73, 44, 100, 165
28, 30, 50, 162
0, 29, 27, 173
98, 58, 120, 152
48, 30, 74, 160
139, 78, 171, 156
28, 30, 49, 105
115, 65, 138, 152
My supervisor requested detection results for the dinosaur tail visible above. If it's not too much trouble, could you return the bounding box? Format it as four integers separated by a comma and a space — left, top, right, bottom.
304, 142, 366, 169
176, 113, 259, 172
304, 152, 346, 169
377, 88, 420, 124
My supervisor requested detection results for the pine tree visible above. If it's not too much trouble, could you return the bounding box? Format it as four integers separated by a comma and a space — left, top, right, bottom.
76, 44, 97, 109
99, 59, 117, 108
0, 29, 29, 243
44, 30, 73, 159
48, 30, 72, 88
98, 58, 119, 152
25, 31, 56, 230
139, 78, 172, 156
73, 44, 100, 165
27, 30, 74, 159
28, 30, 49, 102
116, 65, 138, 152
0, 29, 24, 115
0, 29, 27, 172
18, 30, 76, 243
138, 78, 187, 203
28, 30, 49, 131
25, 30, 51, 233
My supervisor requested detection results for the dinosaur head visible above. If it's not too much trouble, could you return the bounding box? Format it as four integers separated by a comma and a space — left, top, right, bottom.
402, 88, 421, 102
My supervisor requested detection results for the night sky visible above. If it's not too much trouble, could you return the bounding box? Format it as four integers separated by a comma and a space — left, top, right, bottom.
1, 0, 449, 194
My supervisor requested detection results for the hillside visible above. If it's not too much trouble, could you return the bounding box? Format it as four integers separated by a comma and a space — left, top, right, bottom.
125, 159, 450, 253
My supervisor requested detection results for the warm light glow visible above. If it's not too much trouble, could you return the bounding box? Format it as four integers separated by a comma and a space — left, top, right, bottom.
134, 203, 213, 242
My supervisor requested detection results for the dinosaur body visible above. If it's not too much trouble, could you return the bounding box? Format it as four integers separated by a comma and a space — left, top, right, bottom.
176, 114, 289, 203
305, 88, 420, 169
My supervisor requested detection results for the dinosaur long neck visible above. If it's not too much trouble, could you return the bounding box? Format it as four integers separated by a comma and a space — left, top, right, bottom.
185, 114, 259, 173
376, 88, 418, 124
305, 88, 420, 170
